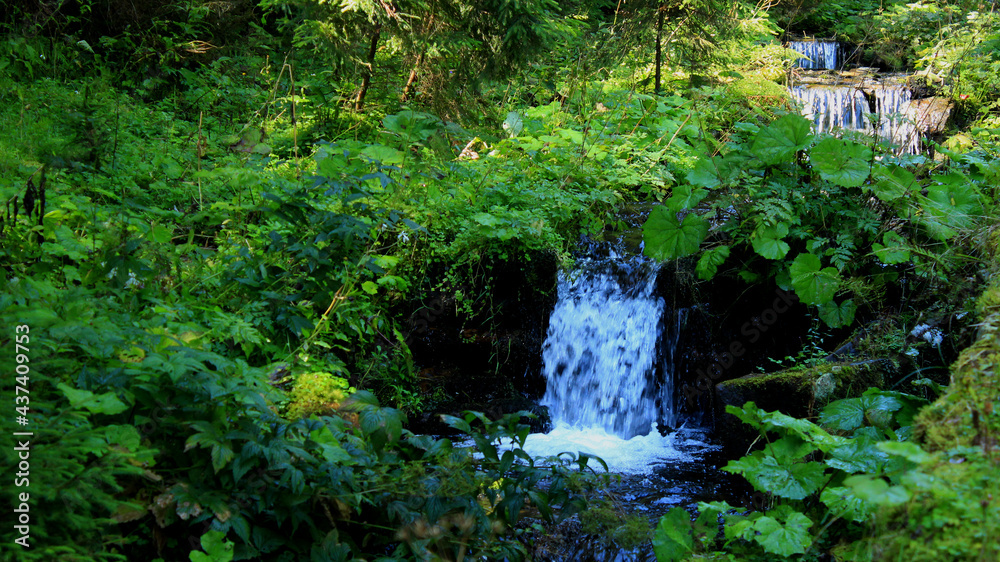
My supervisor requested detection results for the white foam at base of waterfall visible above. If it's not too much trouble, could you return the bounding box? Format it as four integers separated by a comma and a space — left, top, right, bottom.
519, 253, 692, 474
518, 422, 688, 474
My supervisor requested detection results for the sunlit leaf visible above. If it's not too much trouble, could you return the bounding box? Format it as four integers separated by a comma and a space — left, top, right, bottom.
811, 137, 871, 187
642, 206, 709, 260
750, 113, 814, 165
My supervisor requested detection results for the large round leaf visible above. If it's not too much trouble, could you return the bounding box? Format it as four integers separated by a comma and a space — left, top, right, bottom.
695, 245, 730, 280
870, 165, 917, 202
643, 206, 709, 260
750, 113, 814, 165
811, 137, 871, 187
789, 252, 840, 304
751, 222, 791, 259
818, 298, 856, 328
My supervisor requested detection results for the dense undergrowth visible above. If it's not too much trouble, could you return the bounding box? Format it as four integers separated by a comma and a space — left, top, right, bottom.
1, 0, 999, 560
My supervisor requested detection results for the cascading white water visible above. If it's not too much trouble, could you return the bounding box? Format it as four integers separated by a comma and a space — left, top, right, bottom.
874, 85, 920, 154
519, 254, 688, 473
540, 258, 666, 438
791, 85, 870, 134
790, 82, 921, 154
789, 41, 840, 70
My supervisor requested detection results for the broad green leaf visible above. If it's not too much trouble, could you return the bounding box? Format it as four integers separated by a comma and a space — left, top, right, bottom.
105, 425, 142, 452
359, 406, 403, 447
665, 184, 708, 212
211, 443, 235, 473
753, 512, 813, 557
695, 245, 730, 280
556, 128, 584, 144
818, 298, 856, 328
759, 410, 848, 450
361, 281, 378, 295
920, 173, 982, 237
309, 425, 353, 464
789, 253, 840, 305
811, 137, 871, 187
750, 114, 814, 165
359, 144, 405, 165
819, 397, 867, 431
724, 453, 827, 500
877, 441, 931, 464
844, 475, 910, 505
642, 207, 709, 260
58, 383, 128, 415
872, 231, 911, 264
825, 434, 887, 473
190, 530, 234, 562
820, 486, 873, 523
652, 508, 694, 562
751, 222, 791, 259
502, 111, 524, 137
687, 155, 742, 188
764, 435, 817, 462
871, 165, 917, 202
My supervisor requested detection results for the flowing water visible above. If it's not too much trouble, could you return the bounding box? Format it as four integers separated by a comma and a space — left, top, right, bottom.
789, 40, 841, 70
519, 250, 715, 476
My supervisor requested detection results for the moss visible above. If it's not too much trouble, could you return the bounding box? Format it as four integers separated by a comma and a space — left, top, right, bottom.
578, 499, 651, 550
286, 371, 354, 419
714, 360, 891, 453
872, 276, 1000, 560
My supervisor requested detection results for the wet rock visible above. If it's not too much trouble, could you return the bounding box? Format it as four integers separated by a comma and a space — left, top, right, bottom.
714, 359, 895, 456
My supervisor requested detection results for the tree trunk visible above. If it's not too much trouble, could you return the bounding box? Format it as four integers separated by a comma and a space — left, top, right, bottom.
401, 52, 424, 102
355, 26, 382, 111
655, 4, 665, 93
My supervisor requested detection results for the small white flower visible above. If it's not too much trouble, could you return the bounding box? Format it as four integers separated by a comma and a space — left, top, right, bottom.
905, 347, 919, 357
107, 267, 118, 279
910, 323, 930, 338
956, 311, 968, 320
397, 231, 410, 243
922, 328, 944, 347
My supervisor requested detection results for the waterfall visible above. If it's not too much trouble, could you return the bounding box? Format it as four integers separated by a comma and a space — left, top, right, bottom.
791, 85, 870, 134
540, 257, 669, 438
874, 85, 920, 154
789, 41, 840, 70
790, 82, 921, 154
518, 252, 687, 474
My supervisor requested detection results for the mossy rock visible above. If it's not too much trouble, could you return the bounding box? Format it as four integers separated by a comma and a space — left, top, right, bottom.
714, 360, 892, 455
871, 277, 1000, 560
727, 76, 791, 108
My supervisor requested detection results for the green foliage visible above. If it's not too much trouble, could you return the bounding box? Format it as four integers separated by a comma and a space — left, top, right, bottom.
642, 112, 989, 328
653, 391, 930, 560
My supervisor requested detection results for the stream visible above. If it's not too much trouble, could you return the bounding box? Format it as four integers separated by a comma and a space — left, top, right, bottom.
499, 40, 950, 558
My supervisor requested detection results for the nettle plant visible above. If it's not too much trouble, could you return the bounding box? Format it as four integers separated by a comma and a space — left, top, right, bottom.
653, 389, 930, 560
642, 113, 987, 328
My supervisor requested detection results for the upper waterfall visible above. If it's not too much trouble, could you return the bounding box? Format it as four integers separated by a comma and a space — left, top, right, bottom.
789, 41, 841, 70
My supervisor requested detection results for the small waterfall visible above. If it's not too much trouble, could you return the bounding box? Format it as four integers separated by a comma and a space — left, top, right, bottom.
790, 81, 922, 153
791, 85, 870, 134
519, 251, 688, 474
874, 85, 920, 154
789, 41, 840, 70
540, 256, 670, 438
